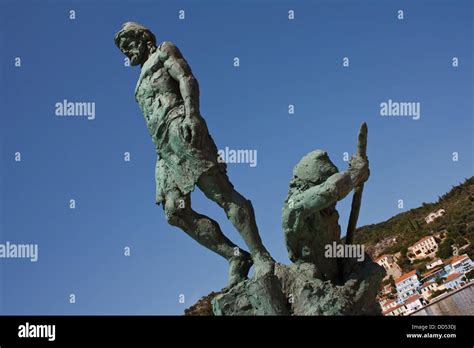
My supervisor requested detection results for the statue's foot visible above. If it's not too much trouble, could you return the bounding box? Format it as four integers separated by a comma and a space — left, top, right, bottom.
225, 251, 253, 289
252, 251, 275, 279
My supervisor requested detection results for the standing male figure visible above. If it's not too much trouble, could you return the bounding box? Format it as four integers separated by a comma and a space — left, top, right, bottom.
114, 22, 274, 287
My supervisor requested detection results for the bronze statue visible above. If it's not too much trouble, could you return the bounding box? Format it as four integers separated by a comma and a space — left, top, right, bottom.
114, 22, 274, 288
282, 124, 370, 282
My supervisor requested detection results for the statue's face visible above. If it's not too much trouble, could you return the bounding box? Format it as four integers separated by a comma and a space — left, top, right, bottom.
118, 33, 148, 66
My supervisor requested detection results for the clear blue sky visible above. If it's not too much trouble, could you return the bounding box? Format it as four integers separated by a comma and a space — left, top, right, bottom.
0, 0, 472, 314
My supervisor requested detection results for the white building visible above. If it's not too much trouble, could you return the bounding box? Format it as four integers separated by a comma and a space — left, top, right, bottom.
443, 272, 468, 290
425, 209, 446, 224
408, 236, 438, 261
379, 298, 398, 313
404, 294, 426, 314
379, 284, 394, 297
420, 281, 439, 301
444, 254, 474, 275
375, 254, 402, 279
426, 258, 443, 270
396, 270, 421, 301
384, 303, 407, 316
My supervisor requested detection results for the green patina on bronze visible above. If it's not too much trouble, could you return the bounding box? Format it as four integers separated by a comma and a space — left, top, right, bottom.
281, 124, 370, 282
115, 23, 384, 315
211, 124, 384, 315
114, 22, 274, 289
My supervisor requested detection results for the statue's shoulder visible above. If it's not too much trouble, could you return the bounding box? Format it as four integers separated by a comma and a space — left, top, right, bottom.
135, 50, 162, 98
157, 41, 184, 61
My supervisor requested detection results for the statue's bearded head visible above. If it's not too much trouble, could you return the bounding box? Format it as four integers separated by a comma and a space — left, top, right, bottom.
289, 150, 339, 192
114, 22, 157, 66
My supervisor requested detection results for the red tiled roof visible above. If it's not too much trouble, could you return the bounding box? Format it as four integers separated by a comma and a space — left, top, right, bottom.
375, 254, 390, 262
450, 254, 468, 265
444, 272, 464, 283
411, 236, 434, 247
405, 294, 422, 305
396, 270, 417, 284
421, 281, 435, 289
383, 303, 405, 314
381, 299, 396, 307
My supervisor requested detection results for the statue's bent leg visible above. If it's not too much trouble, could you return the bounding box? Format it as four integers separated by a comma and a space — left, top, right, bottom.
163, 189, 252, 287
197, 168, 275, 278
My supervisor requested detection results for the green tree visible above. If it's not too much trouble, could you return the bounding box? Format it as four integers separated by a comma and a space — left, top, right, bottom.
437, 238, 453, 259
397, 248, 411, 273
455, 235, 466, 246
430, 289, 447, 300
465, 269, 474, 280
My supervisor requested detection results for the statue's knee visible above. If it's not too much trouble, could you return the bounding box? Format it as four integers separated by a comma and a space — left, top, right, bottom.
195, 219, 217, 242
211, 193, 226, 206
164, 200, 184, 227
227, 202, 250, 224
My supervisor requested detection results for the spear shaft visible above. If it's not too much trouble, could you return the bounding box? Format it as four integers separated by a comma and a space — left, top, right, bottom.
345, 122, 368, 245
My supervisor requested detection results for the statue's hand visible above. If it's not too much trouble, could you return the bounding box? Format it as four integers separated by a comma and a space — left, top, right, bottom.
348, 154, 369, 187
179, 117, 200, 147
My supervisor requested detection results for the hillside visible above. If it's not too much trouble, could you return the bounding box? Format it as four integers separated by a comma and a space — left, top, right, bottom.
354, 177, 474, 263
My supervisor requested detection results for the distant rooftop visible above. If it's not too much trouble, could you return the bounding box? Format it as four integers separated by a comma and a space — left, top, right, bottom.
396, 270, 418, 284
444, 272, 464, 283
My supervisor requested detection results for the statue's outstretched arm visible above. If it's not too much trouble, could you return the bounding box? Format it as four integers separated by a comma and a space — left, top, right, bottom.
289, 172, 354, 215
289, 152, 369, 217
160, 42, 200, 118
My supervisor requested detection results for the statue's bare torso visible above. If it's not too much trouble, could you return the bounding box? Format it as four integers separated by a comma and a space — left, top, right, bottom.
135, 46, 186, 144
134, 43, 224, 204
